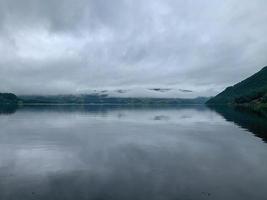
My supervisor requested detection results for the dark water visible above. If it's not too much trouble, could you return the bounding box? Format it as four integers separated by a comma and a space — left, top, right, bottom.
0, 105, 267, 200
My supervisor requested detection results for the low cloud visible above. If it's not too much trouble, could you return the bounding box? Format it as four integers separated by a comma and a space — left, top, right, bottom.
0, 0, 266, 96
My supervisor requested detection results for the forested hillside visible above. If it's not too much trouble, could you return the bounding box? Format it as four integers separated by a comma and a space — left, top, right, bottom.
0, 93, 19, 105
207, 66, 267, 105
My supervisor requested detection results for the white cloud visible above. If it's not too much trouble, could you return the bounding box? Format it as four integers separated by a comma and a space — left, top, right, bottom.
0, 0, 266, 96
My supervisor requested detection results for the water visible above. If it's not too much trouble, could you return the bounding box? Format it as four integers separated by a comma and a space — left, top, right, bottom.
0, 105, 267, 200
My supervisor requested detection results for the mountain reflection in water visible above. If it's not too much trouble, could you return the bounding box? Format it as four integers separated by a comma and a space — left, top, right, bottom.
209, 105, 267, 143
0, 105, 266, 200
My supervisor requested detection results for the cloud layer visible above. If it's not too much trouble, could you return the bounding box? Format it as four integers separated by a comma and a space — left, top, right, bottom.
0, 0, 267, 96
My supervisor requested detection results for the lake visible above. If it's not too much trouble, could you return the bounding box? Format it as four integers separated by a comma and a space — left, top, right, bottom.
0, 105, 266, 200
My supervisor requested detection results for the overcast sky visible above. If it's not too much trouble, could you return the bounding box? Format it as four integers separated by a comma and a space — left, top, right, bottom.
0, 0, 267, 96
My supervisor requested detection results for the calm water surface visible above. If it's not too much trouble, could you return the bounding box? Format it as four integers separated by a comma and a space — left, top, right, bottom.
0, 105, 267, 200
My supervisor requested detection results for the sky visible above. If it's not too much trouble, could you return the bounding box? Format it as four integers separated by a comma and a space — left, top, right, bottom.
0, 0, 267, 97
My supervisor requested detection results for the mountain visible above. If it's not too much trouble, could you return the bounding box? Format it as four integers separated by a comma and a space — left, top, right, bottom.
19, 94, 209, 105
0, 93, 20, 105
206, 66, 267, 105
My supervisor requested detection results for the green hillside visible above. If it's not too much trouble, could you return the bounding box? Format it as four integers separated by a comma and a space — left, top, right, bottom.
207, 66, 267, 105
0, 93, 20, 105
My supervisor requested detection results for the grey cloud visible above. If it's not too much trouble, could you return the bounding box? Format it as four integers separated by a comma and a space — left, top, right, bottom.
0, 0, 266, 96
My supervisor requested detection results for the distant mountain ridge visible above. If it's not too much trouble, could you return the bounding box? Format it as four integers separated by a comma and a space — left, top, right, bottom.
0, 90, 209, 106
19, 95, 209, 105
207, 66, 267, 105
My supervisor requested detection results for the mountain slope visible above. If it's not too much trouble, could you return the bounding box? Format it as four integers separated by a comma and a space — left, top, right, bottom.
0, 93, 20, 105
207, 66, 267, 104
